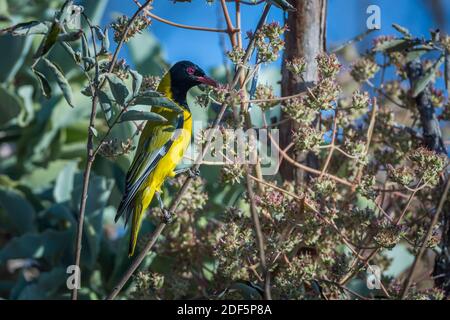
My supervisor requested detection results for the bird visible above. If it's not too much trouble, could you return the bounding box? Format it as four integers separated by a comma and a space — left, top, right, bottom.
115, 60, 218, 256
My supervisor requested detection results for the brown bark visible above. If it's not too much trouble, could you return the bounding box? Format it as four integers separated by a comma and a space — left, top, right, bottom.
280, 0, 327, 182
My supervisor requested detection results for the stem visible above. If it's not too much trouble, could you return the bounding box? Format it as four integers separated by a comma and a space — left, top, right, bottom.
71, 0, 153, 300
220, 0, 237, 47
319, 109, 338, 178
106, 223, 166, 300
353, 97, 378, 189
232, 0, 270, 298
71, 93, 98, 300
400, 178, 450, 299
71, 22, 101, 301
133, 0, 235, 34
245, 170, 271, 299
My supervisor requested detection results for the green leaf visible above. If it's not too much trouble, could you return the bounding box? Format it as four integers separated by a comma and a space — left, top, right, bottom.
392, 23, 412, 38
18, 268, 67, 300
119, 110, 168, 123
98, 89, 118, 125
1, 21, 49, 36
59, 41, 81, 64
0, 229, 72, 264
412, 55, 444, 98
56, 0, 75, 24
57, 30, 83, 42
43, 58, 75, 108
34, 22, 62, 58
81, 32, 90, 59
0, 35, 33, 83
133, 91, 183, 112
53, 161, 78, 203
405, 48, 429, 63
94, 26, 105, 40
129, 69, 143, 97
445, 51, 450, 91
267, 0, 296, 11
101, 28, 110, 52
20, 160, 74, 193
91, 126, 98, 137
106, 73, 130, 106
32, 69, 52, 98
71, 173, 114, 217
373, 39, 417, 53
0, 186, 36, 234
0, 86, 23, 126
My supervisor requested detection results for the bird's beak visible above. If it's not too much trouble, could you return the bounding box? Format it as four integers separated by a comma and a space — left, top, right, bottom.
196, 75, 219, 88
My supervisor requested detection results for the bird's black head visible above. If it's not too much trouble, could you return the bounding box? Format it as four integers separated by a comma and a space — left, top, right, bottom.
168, 60, 218, 105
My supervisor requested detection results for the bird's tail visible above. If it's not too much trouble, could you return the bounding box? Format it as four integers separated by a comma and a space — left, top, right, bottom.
128, 187, 156, 257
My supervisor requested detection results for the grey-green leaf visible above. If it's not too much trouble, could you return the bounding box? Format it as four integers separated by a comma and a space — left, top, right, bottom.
119, 110, 168, 123
0, 186, 36, 235
98, 89, 118, 125
412, 55, 444, 98
129, 69, 143, 97
34, 22, 62, 58
101, 28, 110, 52
373, 39, 416, 53
267, 0, 296, 11
2, 21, 50, 36
445, 51, 450, 91
57, 30, 83, 42
405, 48, 429, 63
43, 58, 75, 108
106, 73, 130, 106
0, 86, 23, 126
53, 161, 77, 203
133, 91, 183, 113
392, 23, 412, 38
32, 69, 52, 98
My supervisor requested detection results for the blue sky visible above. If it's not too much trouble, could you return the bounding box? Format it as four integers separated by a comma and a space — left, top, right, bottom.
101, 0, 450, 69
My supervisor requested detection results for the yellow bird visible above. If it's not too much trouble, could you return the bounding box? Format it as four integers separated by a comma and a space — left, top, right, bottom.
115, 61, 218, 256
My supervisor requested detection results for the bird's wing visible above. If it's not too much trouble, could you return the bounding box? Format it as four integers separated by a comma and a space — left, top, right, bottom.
115, 115, 184, 224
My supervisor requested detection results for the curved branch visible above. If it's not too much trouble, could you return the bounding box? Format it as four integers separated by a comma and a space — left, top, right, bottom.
133, 0, 237, 34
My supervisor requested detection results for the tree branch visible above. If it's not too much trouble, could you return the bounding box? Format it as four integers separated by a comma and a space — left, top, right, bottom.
71, 0, 153, 300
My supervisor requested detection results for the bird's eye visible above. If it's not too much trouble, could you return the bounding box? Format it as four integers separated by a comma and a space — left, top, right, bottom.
186, 66, 196, 75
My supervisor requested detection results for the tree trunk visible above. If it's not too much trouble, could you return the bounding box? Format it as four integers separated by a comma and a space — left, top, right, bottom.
279, 0, 327, 182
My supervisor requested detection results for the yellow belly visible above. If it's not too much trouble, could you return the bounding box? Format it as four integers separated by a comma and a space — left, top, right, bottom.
141, 110, 192, 209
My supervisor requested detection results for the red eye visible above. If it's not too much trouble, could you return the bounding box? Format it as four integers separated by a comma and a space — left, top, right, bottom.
186, 66, 196, 75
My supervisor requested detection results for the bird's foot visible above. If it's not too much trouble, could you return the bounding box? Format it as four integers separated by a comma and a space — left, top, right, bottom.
188, 168, 200, 178
161, 209, 174, 224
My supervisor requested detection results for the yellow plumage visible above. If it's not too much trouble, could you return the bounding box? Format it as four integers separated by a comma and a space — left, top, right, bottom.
117, 73, 192, 256
116, 60, 216, 256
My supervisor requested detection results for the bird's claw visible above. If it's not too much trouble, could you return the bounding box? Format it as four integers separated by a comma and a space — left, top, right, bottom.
161, 209, 173, 224
188, 168, 200, 178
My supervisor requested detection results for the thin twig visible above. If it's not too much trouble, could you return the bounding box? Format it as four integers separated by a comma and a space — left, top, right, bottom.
320, 109, 338, 178
71, 0, 154, 300
220, 0, 237, 46
134, 0, 236, 34
353, 97, 378, 188
400, 178, 450, 299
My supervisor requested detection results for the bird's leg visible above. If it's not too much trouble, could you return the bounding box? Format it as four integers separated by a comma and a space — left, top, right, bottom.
173, 167, 200, 178
155, 192, 173, 224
